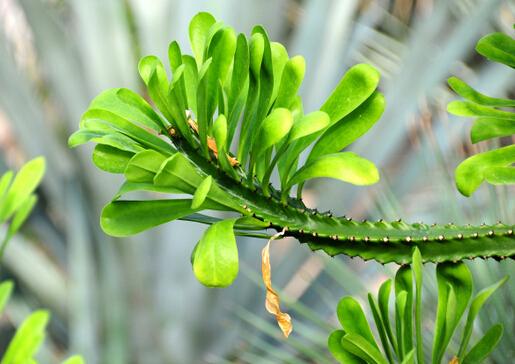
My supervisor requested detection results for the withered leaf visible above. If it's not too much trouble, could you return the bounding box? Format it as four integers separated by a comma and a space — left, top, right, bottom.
262, 228, 292, 338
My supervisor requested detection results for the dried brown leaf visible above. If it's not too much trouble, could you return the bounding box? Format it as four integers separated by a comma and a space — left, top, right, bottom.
262, 228, 292, 338
448, 357, 458, 364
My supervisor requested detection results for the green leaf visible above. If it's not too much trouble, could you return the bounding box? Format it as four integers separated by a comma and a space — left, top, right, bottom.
341, 333, 389, 364
146, 59, 176, 125
484, 166, 515, 185
213, 114, 228, 152
400, 349, 416, 364
0, 281, 14, 314
412, 247, 424, 364
112, 182, 185, 201
3, 194, 38, 250
269, 42, 289, 106
395, 265, 413, 356
60, 355, 85, 364
447, 77, 515, 107
320, 63, 380, 128
250, 108, 293, 164
100, 199, 222, 237
192, 176, 212, 209
462, 324, 503, 364
470, 117, 515, 143
138, 55, 158, 85
168, 40, 182, 73
189, 12, 217, 70
328, 330, 366, 364
0, 171, 13, 203
181, 55, 199, 116
116, 88, 169, 133
368, 294, 394, 363
1, 310, 50, 364
395, 290, 408, 361
377, 279, 398, 356
447, 100, 515, 120
455, 144, 515, 196
433, 262, 473, 364
192, 219, 239, 287
168, 65, 195, 146
336, 297, 379, 351
458, 275, 509, 360
274, 56, 305, 110
307, 91, 385, 162
124, 150, 168, 183
286, 111, 330, 144
476, 33, 515, 69
92, 144, 135, 174
284, 152, 379, 192
0, 157, 45, 223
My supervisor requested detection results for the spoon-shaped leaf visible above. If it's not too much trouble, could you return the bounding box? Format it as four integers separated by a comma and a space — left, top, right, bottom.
476, 33, 515, 69
189, 12, 217, 69
447, 101, 515, 120
484, 166, 515, 185
192, 218, 239, 287
337, 297, 379, 351
341, 333, 389, 364
191, 176, 212, 209
92, 144, 135, 173
470, 117, 515, 143
455, 144, 515, 196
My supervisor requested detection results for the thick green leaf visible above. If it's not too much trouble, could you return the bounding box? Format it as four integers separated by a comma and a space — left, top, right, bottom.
147, 59, 176, 126
168, 40, 182, 73
377, 279, 398, 357
0, 281, 14, 314
68, 129, 110, 147
307, 91, 385, 162
455, 144, 515, 196
284, 152, 379, 192
328, 330, 366, 364
1, 310, 50, 364
251, 25, 274, 123
0, 171, 13, 202
400, 349, 415, 364
3, 194, 38, 250
476, 33, 515, 68
274, 56, 305, 110
395, 290, 408, 361
269, 42, 289, 107
138, 55, 158, 85
213, 114, 228, 151
100, 199, 223, 237
181, 55, 199, 115
336, 297, 379, 351
112, 182, 184, 201
286, 111, 330, 144
189, 12, 217, 69
250, 108, 293, 165
470, 117, 515, 143
116, 88, 169, 133
0, 157, 45, 223
124, 150, 168, 183
484, 166, 515, 184
191, 176, 212, 209
341, 333, 389, 364
433, 262, 473, 364
447, 101, 515, 120
197, 58, 213, 158
92, 144, 135, 174
462, 324, 503, 364
192, 219, 239, 287
168, 65, 195, 147
448, 77, 515, 107
320, 63, 380, 128
458, 276, 509, 360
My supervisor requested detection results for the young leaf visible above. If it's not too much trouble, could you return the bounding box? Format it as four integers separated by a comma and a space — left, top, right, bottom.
412, 247, 424, 364
168, 40, 182, 73
181, 55, 199, 115
395, 290, 408, 360
328, 330, 366, 364
0, 157, 45, 224
458, 275, 509, 360
368, 294, 394, 363
193, 218, 239, 288
395, 265, 413, 355
274, 56, 305, 110
92, 144, 135, 174
191, 176, 212, 209
462, 324, 503, 364
447, 100, 515, 120
286, 111, 330, 144
455, 144, 515, 196
337, 297, 379, 351
377, 279, 399, 356
476, 33, 515, 69
189, 12, 217, 69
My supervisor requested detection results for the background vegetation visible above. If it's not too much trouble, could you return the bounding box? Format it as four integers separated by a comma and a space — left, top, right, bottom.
0, 0, 514, 363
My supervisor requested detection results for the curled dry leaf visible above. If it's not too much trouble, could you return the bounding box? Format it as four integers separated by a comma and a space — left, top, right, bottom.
262, 228, 292, 338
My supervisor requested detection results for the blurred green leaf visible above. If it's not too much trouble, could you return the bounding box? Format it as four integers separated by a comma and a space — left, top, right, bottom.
0, 280, 13, 314
470, 117, 515, 143
448, 77, 515, 107
0, 157, 45, 223
484, 166, 515, 184
447, 100, 515, 120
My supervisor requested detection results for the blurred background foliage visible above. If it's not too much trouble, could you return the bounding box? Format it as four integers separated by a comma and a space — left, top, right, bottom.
0, 0, 514, 363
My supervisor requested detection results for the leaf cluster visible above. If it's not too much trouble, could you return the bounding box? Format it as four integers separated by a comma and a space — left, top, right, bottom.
328, 248, 508, 364
448, 28, 515, 196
